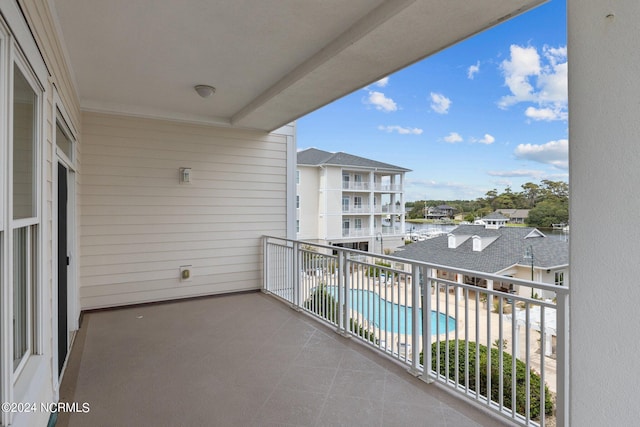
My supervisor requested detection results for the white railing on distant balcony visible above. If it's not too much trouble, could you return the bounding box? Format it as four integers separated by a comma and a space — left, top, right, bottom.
342, 206, 370, 214
341, 228, 370, 237
376, 226, 402, 235
378, 205, 404, 214
373, 183, 402, 192
263, 237, 569, 427
342, 182, 370, 191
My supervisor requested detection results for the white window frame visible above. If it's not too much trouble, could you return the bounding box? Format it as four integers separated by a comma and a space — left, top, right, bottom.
342, 196, 349, 212
0, 5, 48, 423
9, 44, 44, 381
354, 218, 362, 229
354, 196, 362, 209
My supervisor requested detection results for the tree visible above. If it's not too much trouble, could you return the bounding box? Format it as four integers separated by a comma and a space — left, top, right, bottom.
521, 182, 541, 208
540, 180, 569, 200
407, 200, 426, 219
526, 199, 568, 227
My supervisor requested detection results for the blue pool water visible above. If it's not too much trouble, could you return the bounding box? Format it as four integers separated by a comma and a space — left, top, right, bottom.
326, 287, 455, 335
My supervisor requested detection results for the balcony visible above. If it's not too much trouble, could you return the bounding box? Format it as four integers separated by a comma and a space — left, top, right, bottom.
342, 227, 370, 238
58, 285, 510, 427
373, 183, 402, 192
342, 205, 370, 214
263, 237, 569, 427
342, 182, 370, 191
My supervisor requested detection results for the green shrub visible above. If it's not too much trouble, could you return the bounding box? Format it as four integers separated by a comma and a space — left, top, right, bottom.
420, 340, 553, 419
304, 285, 338, 322
304, 286, 375, 343
367, 260, 392, 278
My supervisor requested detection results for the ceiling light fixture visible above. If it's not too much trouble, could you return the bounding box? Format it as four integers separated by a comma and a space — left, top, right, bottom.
194, 84, 216, 98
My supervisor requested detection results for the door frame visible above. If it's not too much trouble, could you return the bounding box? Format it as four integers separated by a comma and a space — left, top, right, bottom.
52, 91, 78, 390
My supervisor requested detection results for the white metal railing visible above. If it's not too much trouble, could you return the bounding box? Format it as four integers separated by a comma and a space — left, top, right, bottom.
341, 228, 370, 237
373, 183, 402, 192
342, 206, 370, 214
263, 236, 568, 427
342, 182, 370, 191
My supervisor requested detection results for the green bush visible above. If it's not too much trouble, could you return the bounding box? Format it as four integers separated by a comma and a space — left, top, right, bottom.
420, 340, 553, 419
367, 260, 391, 278
304, 285, 338, 322
304, 285, 375, 342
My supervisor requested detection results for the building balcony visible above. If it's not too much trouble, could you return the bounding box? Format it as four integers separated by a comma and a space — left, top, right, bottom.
262, 237, 569, 427
342, 205, 371, 214
342, 182, 370, 191
58, 289, 511, 427
341, 227, 370, 238
373, 184, 402, 192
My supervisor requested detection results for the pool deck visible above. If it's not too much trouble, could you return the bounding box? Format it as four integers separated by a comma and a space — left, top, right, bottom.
334, 271, 557, 394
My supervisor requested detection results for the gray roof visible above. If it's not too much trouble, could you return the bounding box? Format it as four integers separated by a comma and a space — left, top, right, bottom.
482, 212, 509, 221
395, 225, 569, 273
496, 209, 530, 218
297, 148, 410, 172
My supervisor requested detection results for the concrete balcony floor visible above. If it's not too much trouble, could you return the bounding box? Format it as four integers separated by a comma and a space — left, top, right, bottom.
58, 291, 510, 427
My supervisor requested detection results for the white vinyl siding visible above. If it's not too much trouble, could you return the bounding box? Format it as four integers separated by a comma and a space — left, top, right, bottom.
79, 112, 288, 308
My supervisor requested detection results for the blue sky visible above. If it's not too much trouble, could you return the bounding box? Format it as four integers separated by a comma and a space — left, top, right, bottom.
297, 0, 567, 201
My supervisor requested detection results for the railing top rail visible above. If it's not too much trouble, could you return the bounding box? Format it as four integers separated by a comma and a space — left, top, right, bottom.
264, 235, 569, 295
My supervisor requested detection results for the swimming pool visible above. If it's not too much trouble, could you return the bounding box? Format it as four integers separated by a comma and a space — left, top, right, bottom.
326, 287, 456, 335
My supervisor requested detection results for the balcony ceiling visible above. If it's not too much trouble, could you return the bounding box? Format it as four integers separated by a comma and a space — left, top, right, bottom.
52, 0, 544, 131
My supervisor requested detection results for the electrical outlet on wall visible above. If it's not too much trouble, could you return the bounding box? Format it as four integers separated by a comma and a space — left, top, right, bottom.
179, 265, 192, 282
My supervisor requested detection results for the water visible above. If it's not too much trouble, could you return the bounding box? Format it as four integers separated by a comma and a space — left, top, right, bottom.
405, 223, 456, 235
327, 287, 456, 335
406, 222, 569, 242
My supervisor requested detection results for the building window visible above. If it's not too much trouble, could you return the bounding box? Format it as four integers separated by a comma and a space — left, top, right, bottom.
296, 220, 300, 233
555, 271, 564, 286
342, 174, 349, 189
13, 64, 37, 220
342, 219, 350, 237
9, 59, 42, 375
342, 197, 349, 212
354, 218, 362, 229
296, 169, 300, 184
296, 195, 300, 209
56, 111, 74, 161
354, 196, 362, 209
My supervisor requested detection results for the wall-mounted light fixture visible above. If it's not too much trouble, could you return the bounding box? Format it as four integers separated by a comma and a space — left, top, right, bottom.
180, 167, 192, 184
194, 84, 216, 98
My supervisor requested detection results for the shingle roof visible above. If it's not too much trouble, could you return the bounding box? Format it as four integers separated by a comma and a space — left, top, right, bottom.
482, 212, 509, 221
496, 209, 530, 218
297, 148, 411, 172
395, 225, 568, 273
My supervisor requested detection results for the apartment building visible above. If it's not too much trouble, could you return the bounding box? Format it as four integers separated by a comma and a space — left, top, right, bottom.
297, 148, 410, 253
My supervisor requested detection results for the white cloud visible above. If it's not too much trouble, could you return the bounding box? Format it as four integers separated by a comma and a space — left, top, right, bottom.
498, 44, 567, 121
430, 92, 451, 114
467, 61, 480, 79
366, 91, 397, 112
514, 139, 568, 169
525, 106, 568, 121
472, 134, 495, 145
378, 125, 423, 135
375, 77, 389, 87
443, 132, 463, 143
487, 169, 545, 178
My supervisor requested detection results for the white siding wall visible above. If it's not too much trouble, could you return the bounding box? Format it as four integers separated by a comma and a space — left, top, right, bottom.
79, 113, 288, 309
